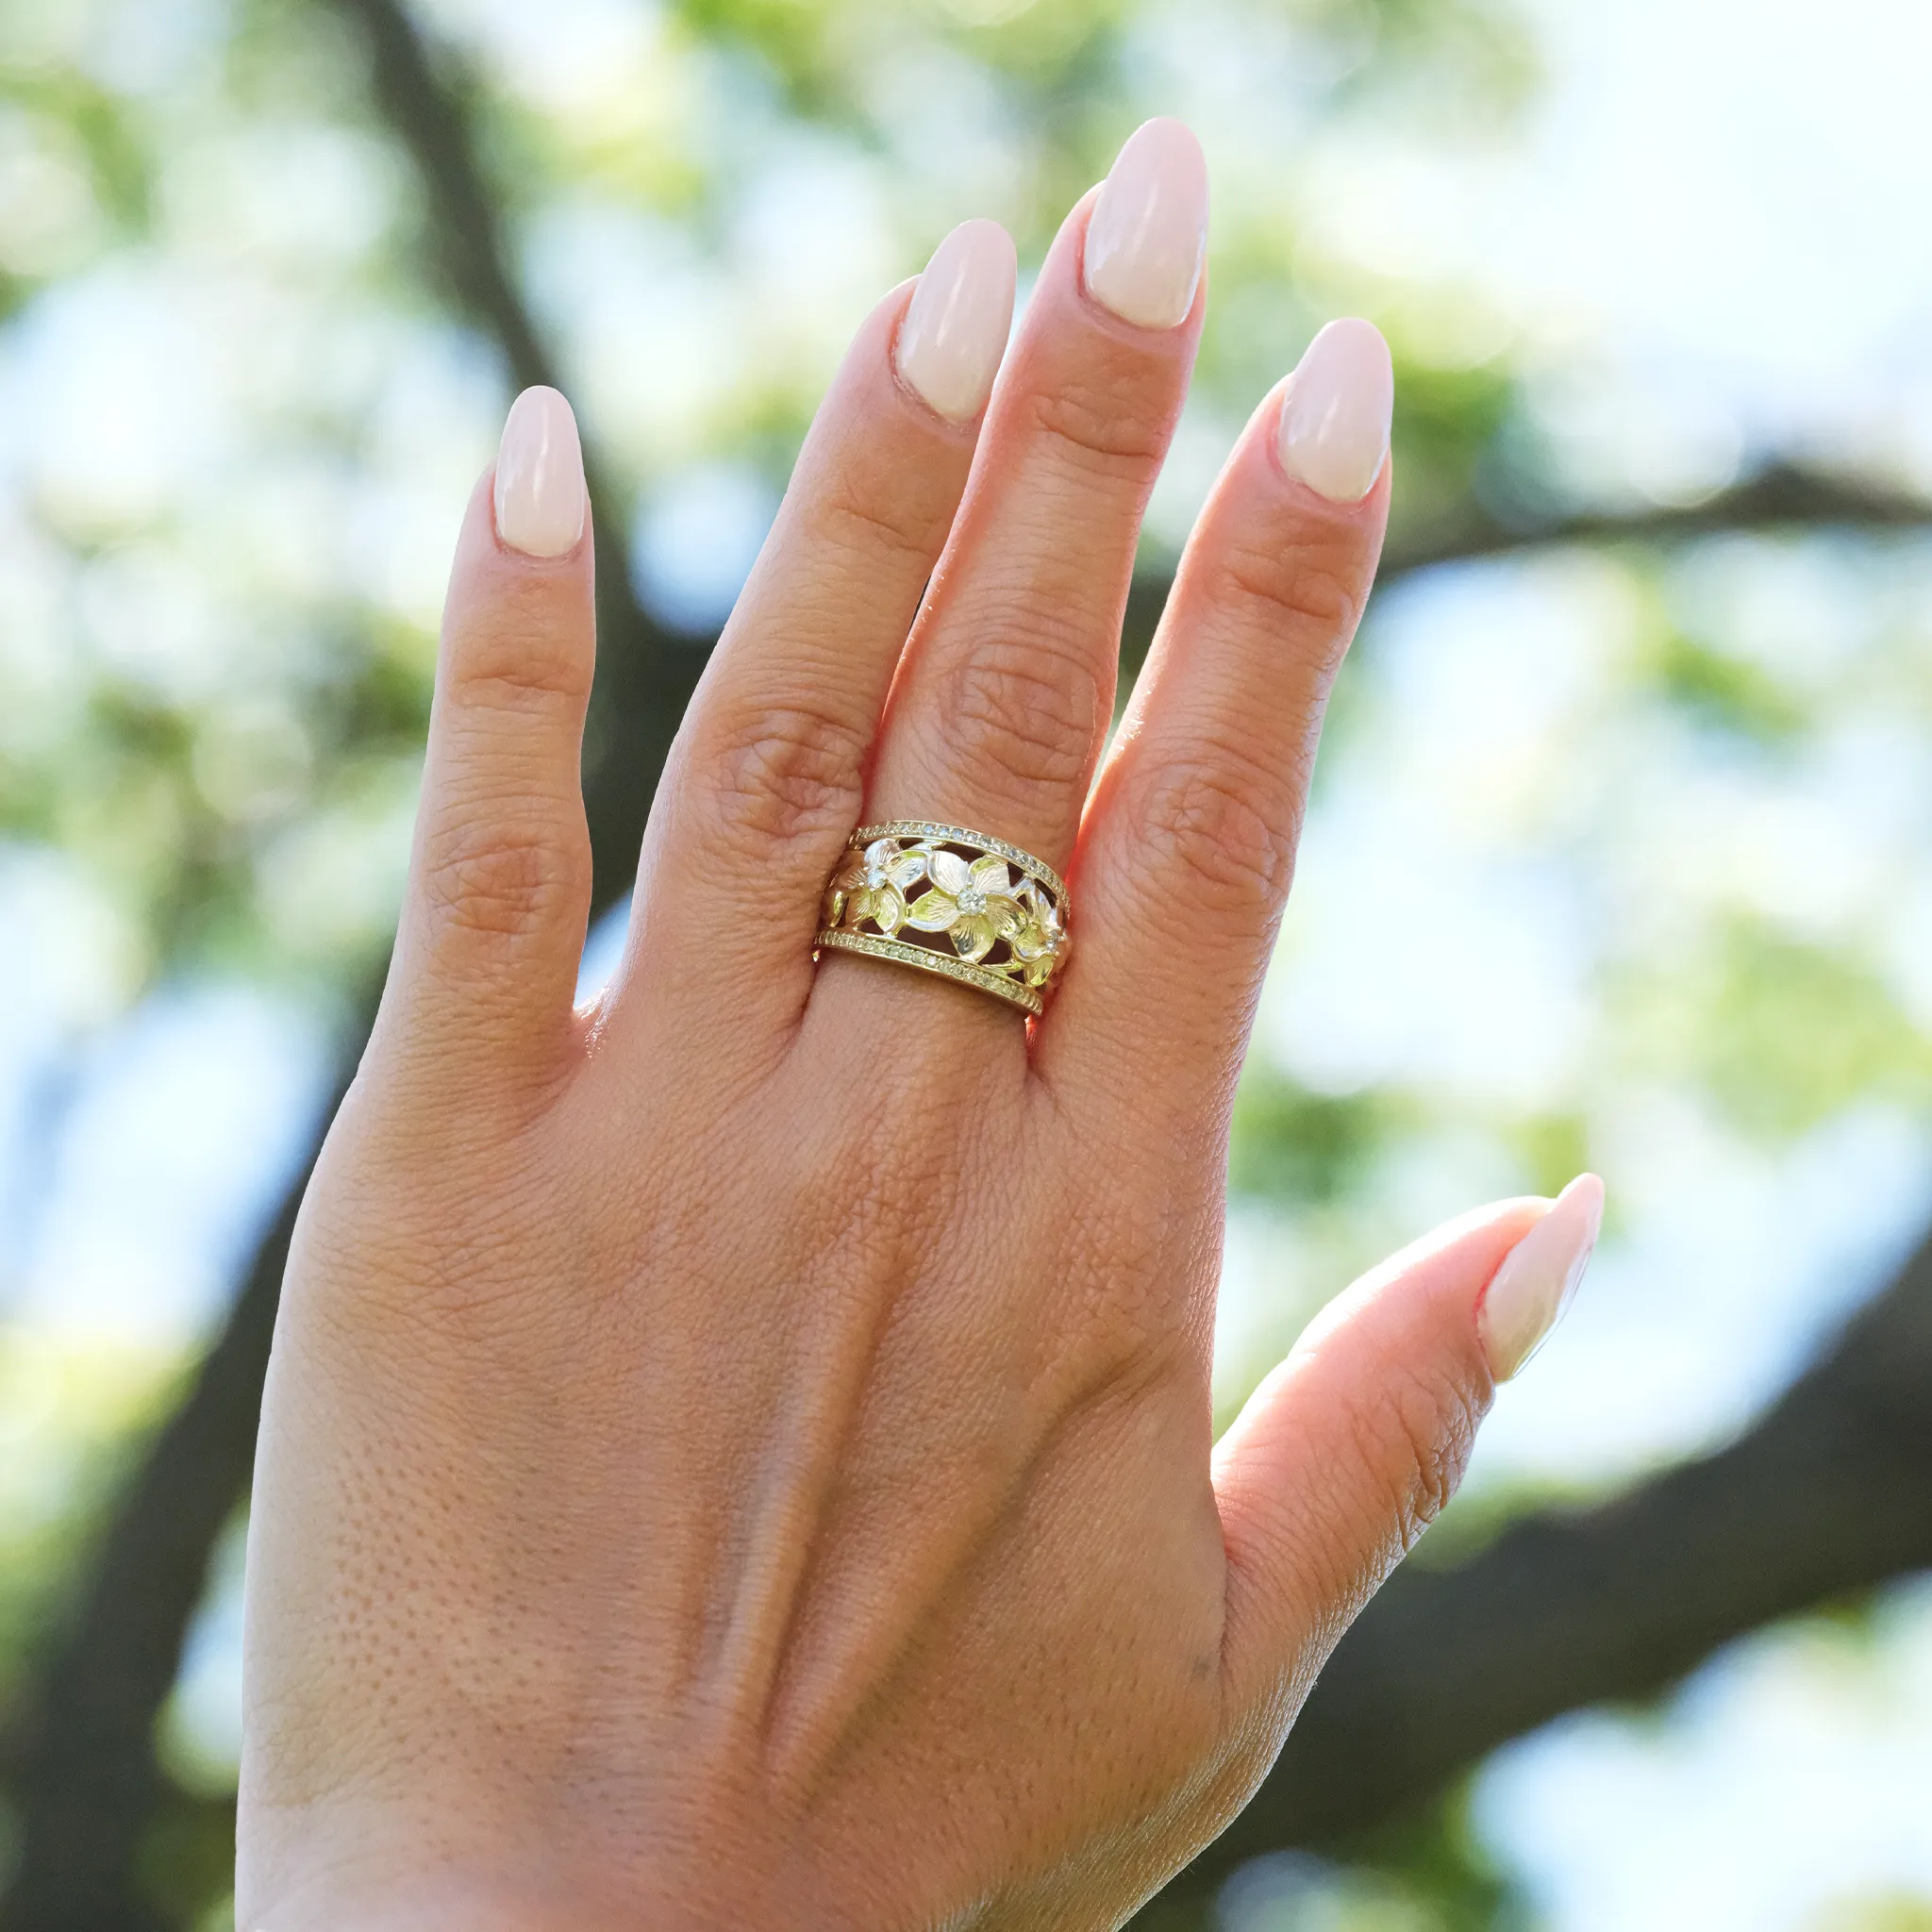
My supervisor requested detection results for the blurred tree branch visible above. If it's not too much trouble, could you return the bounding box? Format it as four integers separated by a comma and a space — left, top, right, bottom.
0, 1150, 317, 1932
7, 2, 1932, 1925
1391, 462, 1932, 572
1128, 461, 1932, 665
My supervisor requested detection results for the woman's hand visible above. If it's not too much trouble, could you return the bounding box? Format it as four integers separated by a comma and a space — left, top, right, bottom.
238, 119, 1601, 1931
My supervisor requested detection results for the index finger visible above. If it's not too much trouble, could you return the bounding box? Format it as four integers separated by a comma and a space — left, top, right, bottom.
1039, 320, 1392, 1115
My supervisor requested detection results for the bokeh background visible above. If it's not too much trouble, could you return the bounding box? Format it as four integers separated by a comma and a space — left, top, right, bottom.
7, 0, 1932, 1925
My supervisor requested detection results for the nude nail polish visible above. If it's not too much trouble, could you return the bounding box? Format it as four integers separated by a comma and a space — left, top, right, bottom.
493, 386, 586, 558
1082, 118, 1209, 331
895, 219, 1018, 424
1276, 318, 1394, 505
1477, 1174, 1605, 1381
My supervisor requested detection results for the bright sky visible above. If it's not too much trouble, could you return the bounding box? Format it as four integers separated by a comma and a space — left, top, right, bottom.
1507, 0, 1932, 438
1280, 0, 1932, 513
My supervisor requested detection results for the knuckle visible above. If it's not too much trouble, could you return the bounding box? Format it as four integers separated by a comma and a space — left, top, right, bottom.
1214, 532, 1365, 654
418, 813, 582, 945
1359, 1365, 1483, 1553
444, 601, 594, 713
940, 635, 1098, 799
1029, 374, 1171, 480
1128, 753, 1298, 924
810, 451, 953, 566
691, 701, 869, 856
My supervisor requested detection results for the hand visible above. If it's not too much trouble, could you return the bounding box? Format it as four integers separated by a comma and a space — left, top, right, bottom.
238, 119, 1602, 1931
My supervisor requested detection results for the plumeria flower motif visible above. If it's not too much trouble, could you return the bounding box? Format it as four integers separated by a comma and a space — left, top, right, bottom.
1011, 877, 1068, 988
825, 838, 930, 937
907, 850, 1025, 963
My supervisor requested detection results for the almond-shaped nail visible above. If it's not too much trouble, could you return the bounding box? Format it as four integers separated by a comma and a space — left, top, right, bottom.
1082, 117, 1208, 331
1277, 318, 1394, 505
895, 218, 1018, 424
493, 385, 586, 558
1477, 1174, 1605, 1381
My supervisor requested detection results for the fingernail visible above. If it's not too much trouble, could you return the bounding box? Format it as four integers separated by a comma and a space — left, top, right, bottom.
895, 219, 1018, 424
1081, 117, 1208, 331
493, 386, 586, 558
1478, 1174, 1605, 1381
1276, 318, 1394, 505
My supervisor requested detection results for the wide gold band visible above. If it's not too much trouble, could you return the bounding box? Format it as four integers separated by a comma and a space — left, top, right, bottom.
815, 820, 1070, 1016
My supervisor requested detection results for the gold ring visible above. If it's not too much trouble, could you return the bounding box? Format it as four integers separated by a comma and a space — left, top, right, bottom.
816, 820, 1070, 1016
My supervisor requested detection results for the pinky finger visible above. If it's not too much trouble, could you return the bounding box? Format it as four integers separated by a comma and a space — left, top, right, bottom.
382, 387, 595, 1091
1212, 1177, 1604, 1716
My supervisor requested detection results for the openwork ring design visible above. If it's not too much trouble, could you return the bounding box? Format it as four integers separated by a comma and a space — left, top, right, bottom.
815, 820, 1070, 1016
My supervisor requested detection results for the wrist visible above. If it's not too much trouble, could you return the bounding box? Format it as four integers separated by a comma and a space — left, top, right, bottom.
239, 1819, 816, 1932
247, 1876, 635, 1932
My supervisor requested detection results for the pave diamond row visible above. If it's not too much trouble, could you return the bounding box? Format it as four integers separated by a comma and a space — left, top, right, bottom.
815, 928, 1046, 1016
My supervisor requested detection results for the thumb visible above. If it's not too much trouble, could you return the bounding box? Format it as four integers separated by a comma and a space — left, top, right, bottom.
1212, 1174, 1604, 1712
